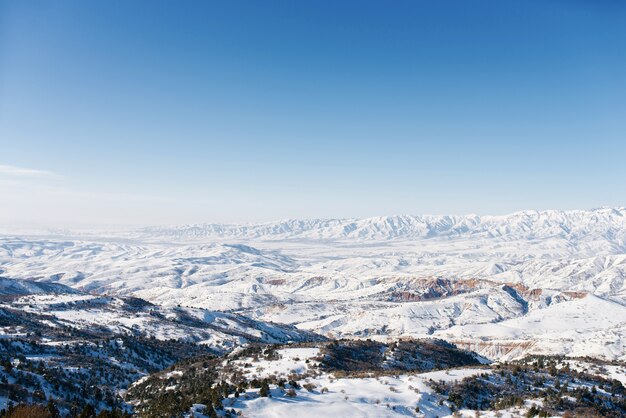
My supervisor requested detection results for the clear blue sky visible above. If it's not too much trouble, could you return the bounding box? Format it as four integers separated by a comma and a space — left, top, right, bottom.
1, 0, 625, 226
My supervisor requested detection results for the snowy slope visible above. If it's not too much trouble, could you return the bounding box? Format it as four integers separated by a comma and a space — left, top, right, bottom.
0, 278, 322, 351
437, 294, 626, 361
0, 276, 80, 296
128, 343, 624, 418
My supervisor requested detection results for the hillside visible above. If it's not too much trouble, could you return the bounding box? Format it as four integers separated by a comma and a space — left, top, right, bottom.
0, 278, 322, 413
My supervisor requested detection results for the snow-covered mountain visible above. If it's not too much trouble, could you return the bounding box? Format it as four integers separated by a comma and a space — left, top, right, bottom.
136, 207, 626, 243
1, 208, 626, 361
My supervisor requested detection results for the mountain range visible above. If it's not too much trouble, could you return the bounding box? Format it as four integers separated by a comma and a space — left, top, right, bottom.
1, 207, 625, 362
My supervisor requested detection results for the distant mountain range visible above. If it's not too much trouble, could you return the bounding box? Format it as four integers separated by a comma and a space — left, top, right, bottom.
136, 207, 626, 242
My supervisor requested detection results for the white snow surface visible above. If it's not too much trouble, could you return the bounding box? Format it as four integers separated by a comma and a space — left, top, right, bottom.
220, 347, 480, 417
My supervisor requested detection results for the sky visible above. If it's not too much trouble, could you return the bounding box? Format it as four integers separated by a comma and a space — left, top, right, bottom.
1, 0, 625, 227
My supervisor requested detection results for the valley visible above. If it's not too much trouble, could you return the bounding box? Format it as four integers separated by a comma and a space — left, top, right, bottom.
1, 208, 625, 416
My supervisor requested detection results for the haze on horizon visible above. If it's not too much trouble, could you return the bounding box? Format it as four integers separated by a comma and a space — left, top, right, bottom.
1, 1, 625, 227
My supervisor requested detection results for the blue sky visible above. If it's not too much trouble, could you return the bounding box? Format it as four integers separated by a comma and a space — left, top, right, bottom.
1, 1, 625, 226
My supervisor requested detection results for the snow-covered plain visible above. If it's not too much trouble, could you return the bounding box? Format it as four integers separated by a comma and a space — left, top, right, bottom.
2, 208, 626, 361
